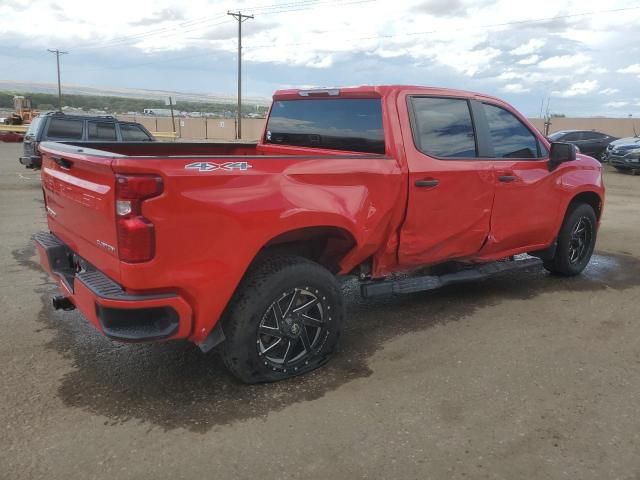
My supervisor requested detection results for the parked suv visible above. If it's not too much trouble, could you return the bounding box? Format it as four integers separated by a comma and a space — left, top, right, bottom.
605, 136, 640, 173
548, 130, 617, 161
20, 112, 154, 169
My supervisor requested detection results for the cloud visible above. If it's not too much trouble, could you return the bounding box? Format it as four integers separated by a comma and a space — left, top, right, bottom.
517, 54, 540, 65
539, 53, 591, 69
510, 39, 545, 56
605, 101, 628, 108
618, 64, 640, 74
412, 0, 467, 17
497, 71, 520, 80
501, 83, 530, 93
554, 80, 599, 97
130, 8, 185, 27
599, 88, 619, 95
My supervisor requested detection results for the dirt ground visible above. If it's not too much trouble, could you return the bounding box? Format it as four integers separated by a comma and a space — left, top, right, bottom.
1, 141, 639, 479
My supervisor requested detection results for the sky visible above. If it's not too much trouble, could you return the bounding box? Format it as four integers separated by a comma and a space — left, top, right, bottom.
1, 0, 639, 116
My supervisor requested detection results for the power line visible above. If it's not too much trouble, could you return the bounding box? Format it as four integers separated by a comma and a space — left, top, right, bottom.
74, 0, 349, 51
244, 5, 640, 49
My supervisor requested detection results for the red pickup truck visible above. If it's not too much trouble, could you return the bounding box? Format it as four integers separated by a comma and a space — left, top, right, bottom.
34, 85, 604, 383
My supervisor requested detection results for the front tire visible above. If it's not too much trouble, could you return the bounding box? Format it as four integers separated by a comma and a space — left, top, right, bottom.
544, 203, 597, 276
221, 255, 344, 383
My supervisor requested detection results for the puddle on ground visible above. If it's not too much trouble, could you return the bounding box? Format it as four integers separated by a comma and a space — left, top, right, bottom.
17, 240, 640, 433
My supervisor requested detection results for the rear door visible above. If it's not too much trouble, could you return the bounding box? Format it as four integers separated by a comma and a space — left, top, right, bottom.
578, 131, 608, 157
398, 94, 495, 267
478, 102, 560, 256
40, 143, 120, 281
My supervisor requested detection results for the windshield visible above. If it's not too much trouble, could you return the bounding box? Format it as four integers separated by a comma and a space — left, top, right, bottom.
265, 98, 385, 154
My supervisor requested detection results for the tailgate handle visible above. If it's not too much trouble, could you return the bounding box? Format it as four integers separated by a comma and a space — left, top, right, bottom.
52, 156, 73, 169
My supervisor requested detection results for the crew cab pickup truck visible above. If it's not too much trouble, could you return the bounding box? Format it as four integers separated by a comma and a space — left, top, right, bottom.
34, 86, 604, 383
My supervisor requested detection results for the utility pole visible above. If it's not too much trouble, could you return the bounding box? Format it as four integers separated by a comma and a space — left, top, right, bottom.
47, 49, 68, 111
227, 11, 253, 140
168, 96, 176, 135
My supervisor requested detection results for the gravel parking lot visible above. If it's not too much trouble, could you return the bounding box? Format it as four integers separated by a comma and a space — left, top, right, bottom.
1, 141, 639, 479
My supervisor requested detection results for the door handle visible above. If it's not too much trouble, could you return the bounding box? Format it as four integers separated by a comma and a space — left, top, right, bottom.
498, 175, 516, 183
415, 179, 439, 188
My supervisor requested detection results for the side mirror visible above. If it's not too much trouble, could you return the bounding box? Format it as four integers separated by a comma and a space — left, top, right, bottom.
549, 142, 577, 171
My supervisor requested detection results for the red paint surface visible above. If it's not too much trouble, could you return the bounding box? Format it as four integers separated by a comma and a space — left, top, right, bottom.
38, 86, 604, 345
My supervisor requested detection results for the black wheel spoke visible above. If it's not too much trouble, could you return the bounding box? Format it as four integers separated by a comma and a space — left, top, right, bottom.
283, 289, 299, 317
300, 327, 312, 353
293, 298, 319, 315
272, 302, 285, 323
262, 337, 283, 355
301, 314, 323, 329
259, 324, 281, 336
282, 338, 297, 365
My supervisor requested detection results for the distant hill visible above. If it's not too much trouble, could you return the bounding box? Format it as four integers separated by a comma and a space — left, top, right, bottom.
0, 81, 270, 107
0, 82, 271, 116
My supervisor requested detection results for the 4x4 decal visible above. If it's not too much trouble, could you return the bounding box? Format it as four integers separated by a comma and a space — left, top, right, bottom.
185, 161, 253, 172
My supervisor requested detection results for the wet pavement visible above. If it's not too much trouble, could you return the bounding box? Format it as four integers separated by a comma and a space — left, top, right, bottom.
2, 141, 640, 479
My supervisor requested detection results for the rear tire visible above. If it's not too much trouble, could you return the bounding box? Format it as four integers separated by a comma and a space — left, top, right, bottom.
221, 255, 343, 383
544, 203, 597, 276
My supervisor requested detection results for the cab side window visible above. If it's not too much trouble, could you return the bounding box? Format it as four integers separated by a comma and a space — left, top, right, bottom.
483, 104, 541, 159
410, 97, 477, 158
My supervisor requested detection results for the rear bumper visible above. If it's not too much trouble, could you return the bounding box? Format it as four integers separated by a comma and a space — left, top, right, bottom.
34, 231, 193, 342
19, 155, 41, 169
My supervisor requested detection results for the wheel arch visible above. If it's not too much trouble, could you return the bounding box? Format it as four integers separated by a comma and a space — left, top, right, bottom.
568, 190, 603, 220
255, 225, 359, 274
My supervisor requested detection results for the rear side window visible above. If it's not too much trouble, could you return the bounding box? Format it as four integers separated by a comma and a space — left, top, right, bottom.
562, 132, 580, 141
46, 118, 83, 140
483, 104, 540, 158
409, 97, 477, 158
88, 121, 116, 141
120, 124, 151, 141
265, 99, 384, 154
581, 131, 605, 140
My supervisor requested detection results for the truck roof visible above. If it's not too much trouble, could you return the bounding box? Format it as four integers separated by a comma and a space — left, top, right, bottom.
273, 85, 505, 103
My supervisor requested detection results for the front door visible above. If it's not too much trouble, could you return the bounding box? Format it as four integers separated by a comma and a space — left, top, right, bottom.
478, 102, 560, 257
398, 94, 495, 268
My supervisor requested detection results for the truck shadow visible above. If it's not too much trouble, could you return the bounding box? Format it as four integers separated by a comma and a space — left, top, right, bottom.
24, 247, 640, 433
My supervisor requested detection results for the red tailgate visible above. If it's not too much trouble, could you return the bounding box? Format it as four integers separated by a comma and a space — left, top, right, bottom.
40, 143, 121, 282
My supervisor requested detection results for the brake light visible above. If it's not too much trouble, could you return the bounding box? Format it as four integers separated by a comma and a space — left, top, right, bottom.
115, 174, 163, 262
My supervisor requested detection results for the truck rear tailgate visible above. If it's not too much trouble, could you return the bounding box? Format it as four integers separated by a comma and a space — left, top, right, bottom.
40, 142, 121, 282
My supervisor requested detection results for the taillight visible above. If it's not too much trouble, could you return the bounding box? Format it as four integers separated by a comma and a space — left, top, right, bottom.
115, 174, 163, 262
